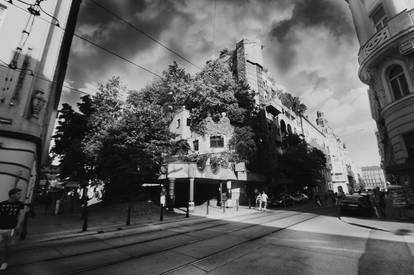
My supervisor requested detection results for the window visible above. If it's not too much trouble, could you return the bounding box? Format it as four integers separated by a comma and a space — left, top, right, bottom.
177, 119, 180, 128
186, 118, 191, 126
210, 136, 224, 148
193, 140, 199, 151
388, 65, 410, 100
404, 132, 414, 158
371, 5, 387, 31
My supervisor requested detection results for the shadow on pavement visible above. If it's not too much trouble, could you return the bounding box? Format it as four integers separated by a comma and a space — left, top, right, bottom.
3, 207, 414, 275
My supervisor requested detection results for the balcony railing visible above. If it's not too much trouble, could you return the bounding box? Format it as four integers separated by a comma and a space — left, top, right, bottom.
358, 9, 414, 65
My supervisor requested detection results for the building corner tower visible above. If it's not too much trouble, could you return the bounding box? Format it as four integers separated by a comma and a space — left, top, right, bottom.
346, 0, 414, 190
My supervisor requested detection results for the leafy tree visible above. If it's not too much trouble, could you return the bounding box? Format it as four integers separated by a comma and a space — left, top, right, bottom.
82, 76, 175, 199
92, 103, 174, 198
186, 59, 240, 133
133, 61, 193, 115
51, 96, 93, 180
82, 76, 124, 168
280, 92, 307, 115
277, 133, 327, 192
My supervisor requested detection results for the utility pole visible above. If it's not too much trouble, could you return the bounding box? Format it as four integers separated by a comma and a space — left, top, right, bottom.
51, 0, 82, 108
42, 0, 83, 162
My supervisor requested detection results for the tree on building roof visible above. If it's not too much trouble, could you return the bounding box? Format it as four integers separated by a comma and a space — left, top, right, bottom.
279, 92, 307, 116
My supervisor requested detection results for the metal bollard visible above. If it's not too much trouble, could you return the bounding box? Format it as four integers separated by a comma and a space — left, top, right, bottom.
186, 203, 190, 218
19, 211, 29, 240
126, 205, 132, 226
160, 204, 164, 221
206, 199, 209, 215
82, 204, 88, 232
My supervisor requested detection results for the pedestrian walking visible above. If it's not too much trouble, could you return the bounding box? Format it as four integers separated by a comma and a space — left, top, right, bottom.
0, 188, 25, 271
256, 192, 262, 210
44, 191, 53, 215
260, 191, 268, 211
371, 187, 382, 218
337, 186, 346, 206
379, 190, 386, 218
315, 194, 322, 207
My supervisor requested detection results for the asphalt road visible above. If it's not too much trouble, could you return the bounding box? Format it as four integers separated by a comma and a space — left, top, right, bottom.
4, 208, 414, 275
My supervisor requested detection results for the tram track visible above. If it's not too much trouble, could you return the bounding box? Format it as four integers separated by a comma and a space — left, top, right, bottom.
7, 210, 315, 275
12, 210, 285, 265
68, 212, 316, 275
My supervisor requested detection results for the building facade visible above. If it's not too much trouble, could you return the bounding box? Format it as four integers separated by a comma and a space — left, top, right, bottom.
346, 0, 414, 193
0, 1, 76, 202
360, 165, 387, 191
164, 38, 358, 210
316, 111, 357, 193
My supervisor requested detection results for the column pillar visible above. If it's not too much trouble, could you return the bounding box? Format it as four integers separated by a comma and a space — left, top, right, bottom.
189, 177, 195, 212
168, 177, 175, 211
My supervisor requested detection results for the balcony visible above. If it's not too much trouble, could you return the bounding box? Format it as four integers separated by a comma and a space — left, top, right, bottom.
358, 9, 414, 66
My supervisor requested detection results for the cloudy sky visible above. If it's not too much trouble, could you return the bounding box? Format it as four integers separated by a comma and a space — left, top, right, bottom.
61, 0, 380, 168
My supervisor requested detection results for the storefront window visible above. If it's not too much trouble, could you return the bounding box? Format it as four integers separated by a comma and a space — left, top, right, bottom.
404, 132, 414, 159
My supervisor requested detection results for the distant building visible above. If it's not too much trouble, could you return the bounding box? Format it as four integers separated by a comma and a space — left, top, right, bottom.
163, 38, 358, 210
316, 111, 356, 193
346, 1, 414, 195
0, 1, 77, 202
360, 166, 386, 191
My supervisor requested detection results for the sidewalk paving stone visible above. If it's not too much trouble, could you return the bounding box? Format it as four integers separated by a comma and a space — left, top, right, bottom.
340, 216, 414, 234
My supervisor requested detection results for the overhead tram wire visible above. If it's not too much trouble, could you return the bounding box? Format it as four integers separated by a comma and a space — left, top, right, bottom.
4, 0, 162, 79
5, 0, 225, 95
85, 0, 228, 88
86, 0, 202, 71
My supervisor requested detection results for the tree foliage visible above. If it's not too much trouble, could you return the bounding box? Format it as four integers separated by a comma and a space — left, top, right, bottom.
278, 133, 327, 191
82, 76, 124, 164
52, 52, 322, 199
51, 96, 93, 180
280, 92, 307, 115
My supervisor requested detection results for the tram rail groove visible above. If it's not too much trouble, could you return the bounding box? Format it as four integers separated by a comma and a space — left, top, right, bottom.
63, 212, 314, 275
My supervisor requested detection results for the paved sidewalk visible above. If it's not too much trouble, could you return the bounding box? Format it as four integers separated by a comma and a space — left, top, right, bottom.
20, 199, 329, 244
23, 201, 182, 242
190, 199, 333, 219
340, 216, 414, 234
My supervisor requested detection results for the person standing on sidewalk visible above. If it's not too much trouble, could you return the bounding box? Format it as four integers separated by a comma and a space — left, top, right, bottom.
371, 187, 382, 218
0, 188, 25, 271
379, 190, 386, 218
256, 192, 262, 210
260, 191, 268, 211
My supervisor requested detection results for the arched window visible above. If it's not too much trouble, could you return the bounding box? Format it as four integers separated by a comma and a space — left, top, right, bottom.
287, 124, 292, 135
280, 120, 286, 135
388, 65, 410, 100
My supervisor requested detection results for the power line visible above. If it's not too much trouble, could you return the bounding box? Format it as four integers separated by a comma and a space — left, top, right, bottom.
4, 0, 162, 78
72, 33, 162, 78
5, 0, 225, 95
86, 0, 202, 70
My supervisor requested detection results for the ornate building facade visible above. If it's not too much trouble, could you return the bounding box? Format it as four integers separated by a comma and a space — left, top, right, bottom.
346, 0, 414, 191
0, 1, 78, 202
360, 165, 387, 191
164, 38, 358, 209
